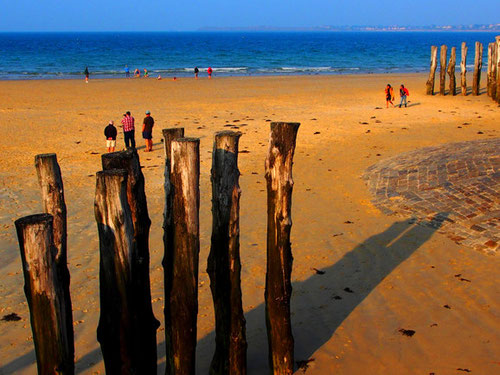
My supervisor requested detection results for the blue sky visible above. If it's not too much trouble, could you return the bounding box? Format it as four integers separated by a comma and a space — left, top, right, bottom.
1, 0, 499, 31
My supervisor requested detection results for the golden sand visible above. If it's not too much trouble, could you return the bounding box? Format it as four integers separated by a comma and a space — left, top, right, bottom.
0, 74, 499, 374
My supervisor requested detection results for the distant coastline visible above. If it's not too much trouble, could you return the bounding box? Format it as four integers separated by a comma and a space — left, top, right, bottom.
199, 24, 500, 32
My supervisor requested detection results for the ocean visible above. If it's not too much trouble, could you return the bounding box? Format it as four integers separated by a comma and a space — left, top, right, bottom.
0, 31, 497, 80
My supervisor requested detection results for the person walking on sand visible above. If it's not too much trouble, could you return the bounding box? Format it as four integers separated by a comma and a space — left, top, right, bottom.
399, 84, 409, 108
207, 66, 213, 79
84, 66, 89, 83
104, 120, 117, 152
142, 110, 154, 152
144, 68, 149, 78
194, 66, 199, 79
385, 84, 394, 108
125, 65, 130, 78
121, 111, 136, 149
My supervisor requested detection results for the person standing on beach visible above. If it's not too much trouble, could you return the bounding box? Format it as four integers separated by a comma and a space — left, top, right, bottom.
207, 66, 213, 79
142, 110, 154, 152
121, 111, 136, 149
144, 68, 149, 78
194, 66, 199, 79
104, 120, 117, 152
134, 68, 140, 78
84, 67, 89, 83
385, 84, 394, 108
399, 84, 409, 108
125, 65, 130, 78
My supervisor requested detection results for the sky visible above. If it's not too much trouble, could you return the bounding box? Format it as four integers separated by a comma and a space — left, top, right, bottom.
0, 0, 499, 32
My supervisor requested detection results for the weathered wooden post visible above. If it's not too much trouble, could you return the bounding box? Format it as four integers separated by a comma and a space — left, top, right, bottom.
439, 45, 448, 95
426, 46, 438, 95
165, 138, 200, 375
447, 46, 457, 96
496, 36, 500, 103
95, 169, 157, 374
207, 131, 247, 375
15, 214, 74, 375
472, 41, 483, 96
265, 122, 300, 375
100, 150, 159, 373
487, 42, 496, 97
461, 42, 468, 95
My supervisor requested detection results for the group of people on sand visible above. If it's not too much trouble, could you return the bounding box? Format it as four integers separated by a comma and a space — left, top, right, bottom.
85, 66, 214, 82
104, 110, 155, 153
385, 83, 409, 108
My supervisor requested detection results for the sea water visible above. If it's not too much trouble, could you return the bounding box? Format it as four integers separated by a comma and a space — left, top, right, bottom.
0, 31, 497, 80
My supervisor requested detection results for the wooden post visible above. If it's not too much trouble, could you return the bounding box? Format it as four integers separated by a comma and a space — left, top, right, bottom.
95, 169, 157, 374
439, 45, 447, 95
496, 36, 500, 103
165, 138, 200, 375
447, 47, 457, 96
426, 46, 438, 95
461, 42, 468, 95
265, 122, 300, 375
15, 214, 74, 375
487, 43, 496, 97
472, 41, 483, 96
207, 131, 247, 375
101, 150, 159, 369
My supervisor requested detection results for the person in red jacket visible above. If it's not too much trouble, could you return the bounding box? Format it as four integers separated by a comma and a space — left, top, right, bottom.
399, 84, 409, 108
207, 66, 213, 79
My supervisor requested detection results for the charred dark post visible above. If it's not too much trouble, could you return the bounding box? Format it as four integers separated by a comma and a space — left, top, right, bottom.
101, 149, 159, 371
439, 45, 448, 95
95, 169, 157, 374
265, 122, 300, 375
426, 46, 438, 95
461, 42, 468, 95
447, 47, 457, 96
472, 41, 483, 96
165, 138, 200, 375
207, 131, 247, 375
15, 214, 74, 375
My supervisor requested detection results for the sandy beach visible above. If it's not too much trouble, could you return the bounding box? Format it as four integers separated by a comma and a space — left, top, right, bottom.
0, 73, 499, 374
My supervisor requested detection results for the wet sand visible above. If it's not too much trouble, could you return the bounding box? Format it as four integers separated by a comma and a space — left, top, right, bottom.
0, 74, 499, 374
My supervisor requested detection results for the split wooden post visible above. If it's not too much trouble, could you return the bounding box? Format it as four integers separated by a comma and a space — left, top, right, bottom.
95, 169, 157, 374
101, 150, 160, 358
15, 214, 74, 375
496, 36, 500, 103
162, 128, 185, 265
164, 138, 200, 375
487, 43, 496, 97
447, 47, 457, 96
426, 46, 438, 95
461, 42, 468, 95
265, 122, 300, 375
207, 131, 247, 375
439, 45, 448, 95
472, 41, 483, 96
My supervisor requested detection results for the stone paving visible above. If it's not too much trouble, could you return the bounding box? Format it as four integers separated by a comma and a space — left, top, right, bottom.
364, 138, 500, 254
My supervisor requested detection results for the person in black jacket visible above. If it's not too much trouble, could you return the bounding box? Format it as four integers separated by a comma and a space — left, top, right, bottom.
104, 120, 117, 152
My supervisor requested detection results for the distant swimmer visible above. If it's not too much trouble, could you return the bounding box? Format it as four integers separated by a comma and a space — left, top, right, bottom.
399, 84, 409, 108
385, 84, 394, 108
125, 65, 130, 78
84, 66, 89, 83
144, 68, 149, 78
207, 66, 213, 79
194, 66, 199, 79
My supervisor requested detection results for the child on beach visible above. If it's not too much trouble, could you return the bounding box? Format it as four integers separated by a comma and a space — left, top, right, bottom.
399, 84, 409, 108
84, 67, 89, 83
144, 69, 149, 77
385, 84, 394, 108
134, 68, 140, 78
104, 121, 117, 152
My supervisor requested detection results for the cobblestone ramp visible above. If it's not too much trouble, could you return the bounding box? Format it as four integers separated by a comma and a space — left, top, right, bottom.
364, 138, 500, 254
